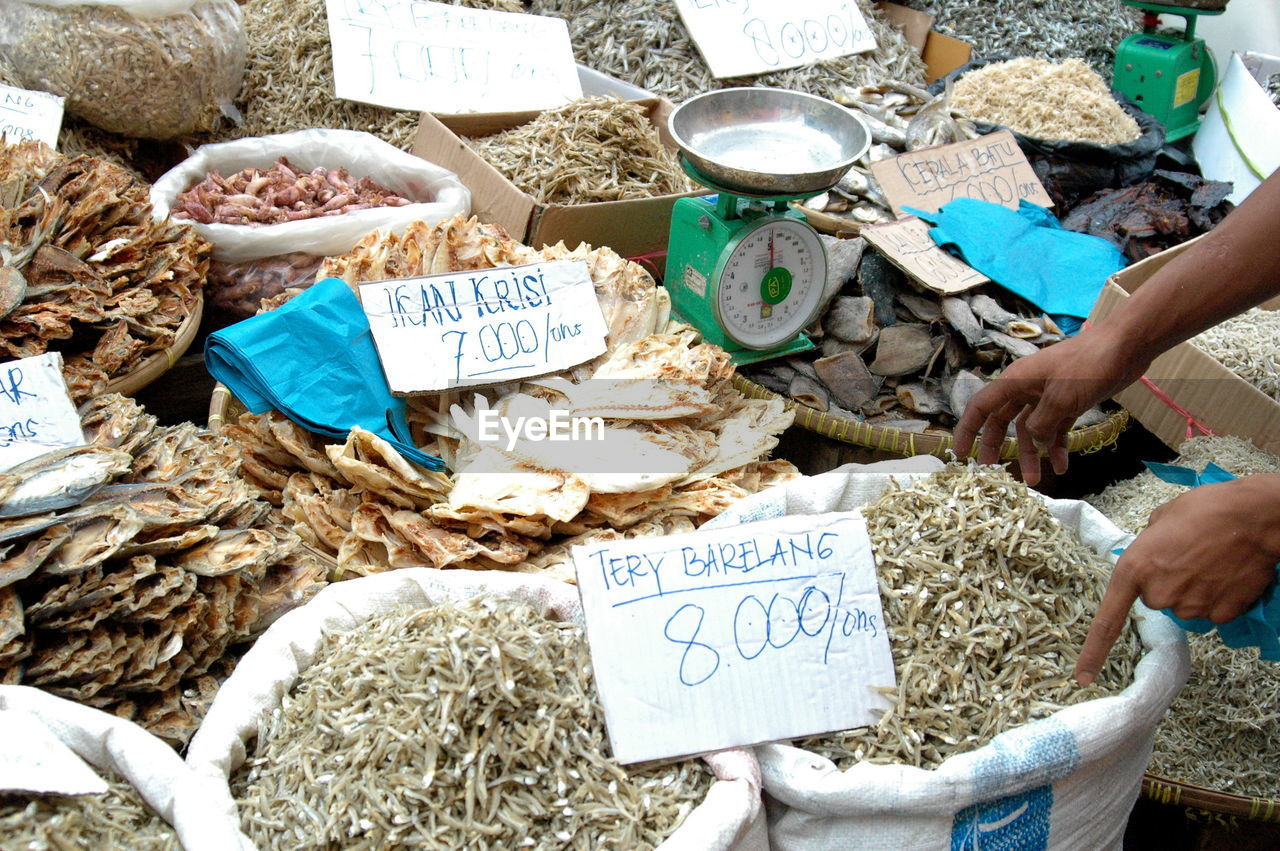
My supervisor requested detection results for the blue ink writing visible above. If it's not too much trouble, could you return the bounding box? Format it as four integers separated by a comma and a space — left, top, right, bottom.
0, 367, 35, 406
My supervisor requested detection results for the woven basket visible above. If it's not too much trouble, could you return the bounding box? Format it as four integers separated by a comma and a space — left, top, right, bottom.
733, 374, 1130, 461
1143, 774, 1280, 824
104, 292, 203, 398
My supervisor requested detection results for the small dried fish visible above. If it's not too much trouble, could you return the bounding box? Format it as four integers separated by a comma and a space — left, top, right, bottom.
0, 771, 178, 849
0, 446, 132, 518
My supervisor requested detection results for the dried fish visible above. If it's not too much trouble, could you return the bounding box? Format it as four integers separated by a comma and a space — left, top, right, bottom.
0, 446, 132, 518
940, 297, 987, 347
232, 599, 713, 848
803, 464, 1139, 769
823, 296, 878, 346
868, 324, 935, 376
814, 351, 882, 412
789, 375, 830, 412
467, 97, 694, 205
0, 771, 178, 849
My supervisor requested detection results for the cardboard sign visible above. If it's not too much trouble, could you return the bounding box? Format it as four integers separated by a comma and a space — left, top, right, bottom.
862, 216, 988, 294
0, 353, 86, 472
325, 0, 582, 114
0, 84, 65, 148
674, 0, 877, 79
360, 260, 609, 394
870, 130, 1052, 217
574, 511, 895, 764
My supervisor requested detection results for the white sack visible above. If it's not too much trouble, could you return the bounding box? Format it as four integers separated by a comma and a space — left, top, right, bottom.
702, 459, 1189, 851
150, 129, 471, 263
185, 567, 766, 851
0, 685, 252, 851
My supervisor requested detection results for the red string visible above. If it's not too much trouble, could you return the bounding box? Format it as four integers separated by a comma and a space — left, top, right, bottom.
628, 250, 667, 283
1082, 321, 1218, 441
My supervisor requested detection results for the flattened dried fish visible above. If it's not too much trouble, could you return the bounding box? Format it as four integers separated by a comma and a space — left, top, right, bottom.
0, 445, 132, 518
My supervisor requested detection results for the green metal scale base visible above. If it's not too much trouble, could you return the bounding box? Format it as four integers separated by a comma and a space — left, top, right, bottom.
1113, 1, 1223, 142
664, 161, 829, 367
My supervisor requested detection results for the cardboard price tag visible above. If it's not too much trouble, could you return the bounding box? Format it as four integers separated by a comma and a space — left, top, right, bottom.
0, 84, 64, 148
870, 130, 1052, 217
360, 260, 610, 394
861, 216, 988, 294
0, 353, 86, 472
673, 0, 876, 79
325, 0, 582, 114
574, 512, 895, 764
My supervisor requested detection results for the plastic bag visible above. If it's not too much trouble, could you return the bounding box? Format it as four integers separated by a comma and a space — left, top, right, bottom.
185, 568, 767, 850
932, 57, 1167, 208
700, 460, 1188, 851
150, 129, 473, 263
0, 685, 252, 851
0, 0, 246, 140
207, 253, 325, 323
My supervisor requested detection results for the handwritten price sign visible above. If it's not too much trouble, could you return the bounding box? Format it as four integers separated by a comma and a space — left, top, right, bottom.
862, 216, 989, 295
574, 512, 895, 764
325, 0, 581, 114
360, 260, 609, 394
0, 353, 85, 472
674, 0, 877, 79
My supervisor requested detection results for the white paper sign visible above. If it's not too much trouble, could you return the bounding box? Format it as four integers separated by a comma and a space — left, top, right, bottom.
0, 84, 65, 148
574, 511, 895, 764
360, 260, 610, 394
674, 0, 877, 79
325, 0, 582, 114
0, 353, 85, 472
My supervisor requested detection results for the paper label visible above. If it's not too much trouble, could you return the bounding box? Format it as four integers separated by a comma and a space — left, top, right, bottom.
673, 0, 877, 79
0, 353, 86, 472
870, 130, 1053, 217
0, 710, 108, 797
0, 84, 65, 148
325, 0, 582, 114
862, 216, 988, 294
1174, 68, 1200, 108
574, 511, 895, 764
360, 260, 610, 393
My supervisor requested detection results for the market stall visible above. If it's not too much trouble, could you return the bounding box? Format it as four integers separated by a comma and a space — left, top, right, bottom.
1, 0, 1279, 847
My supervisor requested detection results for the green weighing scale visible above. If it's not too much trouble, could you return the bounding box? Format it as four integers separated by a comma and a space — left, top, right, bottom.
664, 88, 871, 366
1113, 1, 1226, 141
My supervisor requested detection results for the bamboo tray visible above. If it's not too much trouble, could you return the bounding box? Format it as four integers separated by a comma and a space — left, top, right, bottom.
104, 292, 204, 398
1143, 774, 1280, 824
733, 374, 1130, 461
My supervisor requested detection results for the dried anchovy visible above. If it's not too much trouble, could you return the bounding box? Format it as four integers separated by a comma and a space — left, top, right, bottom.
467, 97, 694, 205
0, 0, 245, 140
803, 464, 1140, 770
951, 58, 1141, 145
1190, 308, 1280, 402
0, 772, 179, 850
232, 598, 713, 849
1268, 73, 1280, 109
1149, 635, 1280, 798
896, 0, 1141, 79
528, 0, 926, 103
207, 0, 524, 150
1086, 435, 1280, 535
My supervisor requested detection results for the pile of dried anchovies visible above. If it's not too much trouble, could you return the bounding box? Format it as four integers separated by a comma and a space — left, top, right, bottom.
232, 598, 713, 848
1190, 308, 1280, 402
803, 464, 1139, 770
1087, 435, 1280, 535
528, 0, 926, 103
467, 97, 694, 204
1149, 636, 1280, 798
897, 0, 1141, 78
0, 772, 178, 850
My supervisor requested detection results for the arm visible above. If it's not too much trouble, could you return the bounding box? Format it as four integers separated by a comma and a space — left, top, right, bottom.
954, 170, 1280, 484
1076, 474, 1280, 685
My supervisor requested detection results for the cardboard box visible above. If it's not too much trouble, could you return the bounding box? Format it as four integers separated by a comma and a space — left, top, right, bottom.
877, 2, 972, 84
1088, 236, 1280, 456
413, 97, 704, 260
1192, 51, 1280, 206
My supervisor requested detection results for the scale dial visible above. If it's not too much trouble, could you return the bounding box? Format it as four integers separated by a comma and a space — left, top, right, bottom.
713, 216, 827, 350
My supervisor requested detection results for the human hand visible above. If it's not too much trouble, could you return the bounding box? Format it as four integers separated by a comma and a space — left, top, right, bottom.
1075, 475, 1280, 685
952, 329, 1145, 485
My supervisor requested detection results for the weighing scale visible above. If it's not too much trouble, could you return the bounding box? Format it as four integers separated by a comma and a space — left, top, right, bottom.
1113, 1, 1225, 141
664, 88, 871, 366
